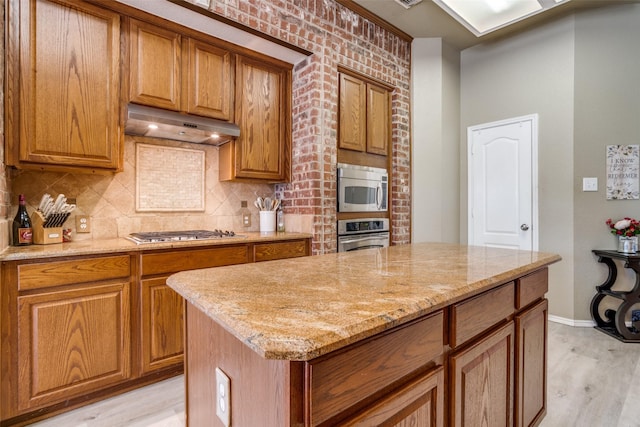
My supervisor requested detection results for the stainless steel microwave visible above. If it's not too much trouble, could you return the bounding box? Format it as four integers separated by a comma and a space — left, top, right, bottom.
337, 163, 388, 212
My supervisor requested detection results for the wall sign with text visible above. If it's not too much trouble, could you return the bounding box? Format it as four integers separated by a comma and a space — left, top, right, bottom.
607, 144, 639, 200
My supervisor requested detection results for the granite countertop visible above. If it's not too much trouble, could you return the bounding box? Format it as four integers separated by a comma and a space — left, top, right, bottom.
0, 231, 312, 261
167, 242, 561, 361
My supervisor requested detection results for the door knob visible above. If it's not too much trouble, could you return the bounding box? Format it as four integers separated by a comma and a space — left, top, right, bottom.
520, 224, 530, 231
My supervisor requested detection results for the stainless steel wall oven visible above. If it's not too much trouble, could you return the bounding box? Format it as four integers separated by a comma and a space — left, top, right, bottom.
337, 218, 390, 252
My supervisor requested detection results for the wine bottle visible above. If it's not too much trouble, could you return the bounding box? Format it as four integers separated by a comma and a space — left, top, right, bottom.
12, 194, 33, 246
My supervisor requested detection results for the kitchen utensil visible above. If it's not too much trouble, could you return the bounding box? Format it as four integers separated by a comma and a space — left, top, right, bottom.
42, 199, 55, 218
264, 197, 272, 211
52, 194, 66, 213
38, 194, 52, 212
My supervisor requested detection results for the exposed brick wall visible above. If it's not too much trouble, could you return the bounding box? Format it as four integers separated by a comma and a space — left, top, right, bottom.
198, 0, 412, 254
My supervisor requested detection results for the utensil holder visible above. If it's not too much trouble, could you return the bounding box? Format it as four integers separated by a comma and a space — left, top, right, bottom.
31, 211, 63, 245
259, 211, 276, 233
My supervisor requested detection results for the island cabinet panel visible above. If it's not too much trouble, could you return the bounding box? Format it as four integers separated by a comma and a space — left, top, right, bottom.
450, 321, 515, 427
307, 311, 444, 426
342, 367, 444, 427
253, 239, 310, 262
450, 282, 515, 348
185, 304, 303, 427
516, 268, 548, 310
17, 282, 131, 411
6, 0, 122, 173
515, 299, 548, 427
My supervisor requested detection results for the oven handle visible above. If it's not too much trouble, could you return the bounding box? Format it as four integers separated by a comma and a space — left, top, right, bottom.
339, 235, 387, 245
344, 244, 384, 251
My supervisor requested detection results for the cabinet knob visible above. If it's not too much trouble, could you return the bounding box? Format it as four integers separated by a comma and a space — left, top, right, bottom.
521, 224, 530, 231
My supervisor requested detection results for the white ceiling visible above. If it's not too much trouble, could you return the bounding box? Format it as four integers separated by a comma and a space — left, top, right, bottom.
353, 0, 640, 49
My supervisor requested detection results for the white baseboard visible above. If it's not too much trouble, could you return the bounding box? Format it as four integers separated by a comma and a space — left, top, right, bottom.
548, 315, 594, 327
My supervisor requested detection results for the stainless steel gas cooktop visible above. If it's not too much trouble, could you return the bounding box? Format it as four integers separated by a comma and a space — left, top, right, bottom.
127, 229, 239, 244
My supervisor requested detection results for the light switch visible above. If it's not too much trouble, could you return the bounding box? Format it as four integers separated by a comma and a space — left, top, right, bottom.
583, 177, 598, 192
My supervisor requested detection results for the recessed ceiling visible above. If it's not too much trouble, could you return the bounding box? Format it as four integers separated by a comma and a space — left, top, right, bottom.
352, 0, 640, 49
432, 0, 569, 37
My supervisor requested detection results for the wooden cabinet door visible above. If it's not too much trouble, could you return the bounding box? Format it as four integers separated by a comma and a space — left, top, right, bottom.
222, 56, 290, 181
366, 83, 390, 156
129, 19, 181, 110
6, 0, 122, 171
184, 38, 234, 120
339, 73, 367, 152
343, 367, 444, 427
140, 277, 185, 374
17, 282, 131, 411
515, 299, 548, 427
450, 322, 515, 427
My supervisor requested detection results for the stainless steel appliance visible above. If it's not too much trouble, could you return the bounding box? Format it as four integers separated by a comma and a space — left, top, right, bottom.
125, 104, 240, 145
337, 163, 388, 212
127, 229, 240, 244
337, 218, 390, 252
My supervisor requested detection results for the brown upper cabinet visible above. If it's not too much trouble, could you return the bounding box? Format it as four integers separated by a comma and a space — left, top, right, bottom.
219, 55, 292, 182
5, 0, 123, 173
128, 19, 234, 121
128, 19, 181, 111
338, 71, 391, 157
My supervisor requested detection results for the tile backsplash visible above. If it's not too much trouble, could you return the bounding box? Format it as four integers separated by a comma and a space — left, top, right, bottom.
8, 136, 296, 241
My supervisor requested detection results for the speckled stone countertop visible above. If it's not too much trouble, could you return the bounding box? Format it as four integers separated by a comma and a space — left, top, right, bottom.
0, 231, 312, 261
167, 242, 561, 361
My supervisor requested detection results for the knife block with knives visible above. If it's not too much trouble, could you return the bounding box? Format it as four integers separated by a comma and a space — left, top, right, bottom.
31, 193, 75, 244
31, 211, 64, 244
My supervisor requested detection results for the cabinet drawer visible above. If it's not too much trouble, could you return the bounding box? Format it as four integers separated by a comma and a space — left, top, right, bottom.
451, 283, 515, 348
141, 245, 249, 276
253, 240, 309, 262
17, 255, 130, 291
308, 311, 444, 426
516, 268, 548, 309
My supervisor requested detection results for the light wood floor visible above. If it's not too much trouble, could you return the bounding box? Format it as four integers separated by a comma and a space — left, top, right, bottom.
29, 321, 640, 427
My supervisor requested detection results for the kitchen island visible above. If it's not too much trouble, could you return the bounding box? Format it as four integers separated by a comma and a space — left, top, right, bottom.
168, 242, 561, 426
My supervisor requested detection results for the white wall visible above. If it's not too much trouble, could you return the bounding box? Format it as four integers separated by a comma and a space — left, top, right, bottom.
460, 17, 576, 319
411, 39, 460, 244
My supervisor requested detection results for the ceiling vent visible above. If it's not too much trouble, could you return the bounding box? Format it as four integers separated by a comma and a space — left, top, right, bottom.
393, 0, 423, 9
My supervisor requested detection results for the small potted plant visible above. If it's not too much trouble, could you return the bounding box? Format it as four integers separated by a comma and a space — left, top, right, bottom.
606, 217, 640, 253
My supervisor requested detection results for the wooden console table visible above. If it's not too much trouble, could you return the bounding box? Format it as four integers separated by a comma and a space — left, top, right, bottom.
591, 249, 640, 342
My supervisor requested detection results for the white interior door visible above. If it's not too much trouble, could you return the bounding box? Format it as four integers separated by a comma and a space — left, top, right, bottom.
468, 115, 538, 251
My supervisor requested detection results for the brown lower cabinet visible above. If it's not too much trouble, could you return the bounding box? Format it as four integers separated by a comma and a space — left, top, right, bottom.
0, 238, 311, 426
185, 267, 549, 427
17, 281, 132, 412
450, 322, 515, 427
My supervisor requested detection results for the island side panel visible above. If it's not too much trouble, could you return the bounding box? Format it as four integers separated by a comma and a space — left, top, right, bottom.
184, 302, 304, 426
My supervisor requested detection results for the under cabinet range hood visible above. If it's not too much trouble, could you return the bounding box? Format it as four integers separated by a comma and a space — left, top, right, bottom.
124, 104, 240, 145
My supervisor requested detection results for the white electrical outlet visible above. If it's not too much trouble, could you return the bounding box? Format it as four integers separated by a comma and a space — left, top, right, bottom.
215, 367, 231, 427
583, 177, 598, 192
